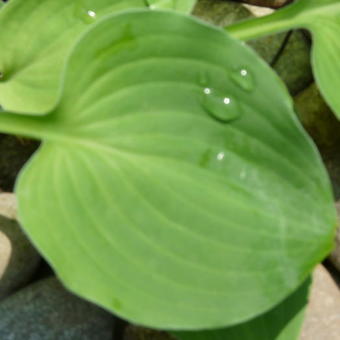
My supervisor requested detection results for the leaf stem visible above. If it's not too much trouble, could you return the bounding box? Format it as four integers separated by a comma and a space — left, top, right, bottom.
0, 111, 50, 140
225, 2, 302, 41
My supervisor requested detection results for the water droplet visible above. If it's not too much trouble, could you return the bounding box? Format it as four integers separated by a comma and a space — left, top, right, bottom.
87, 10, 96, 18
202, 88, 240, 123
216, 152, 225, 161
73, 1, 97, 24
231, 68, 255, 92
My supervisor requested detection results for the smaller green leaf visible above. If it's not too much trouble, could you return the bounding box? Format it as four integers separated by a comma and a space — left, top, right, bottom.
173, 278, 311, 340
147, 0, 196, 13
0, 0, 147, 114
226, 0, 340, 119
293, 0, 340, 120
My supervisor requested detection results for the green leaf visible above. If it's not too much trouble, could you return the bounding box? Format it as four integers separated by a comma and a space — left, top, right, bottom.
173, 278, 310, 340
147, 0, 196, 13
294, 0, 340, 120
226, 0, 340, 119
0, 10, 335, 329
0, 0, 147, 114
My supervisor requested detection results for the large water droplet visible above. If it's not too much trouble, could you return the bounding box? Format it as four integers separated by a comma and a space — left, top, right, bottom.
202, 88, 241, 122
231, 68, 255, 92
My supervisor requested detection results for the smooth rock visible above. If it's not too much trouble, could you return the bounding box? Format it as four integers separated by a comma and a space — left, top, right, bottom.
233, 0, 293, 8
300, 265, 340, 340
123, 325, 174, 340
0, 192, 17, 219
0, 193, 40, 299
273, 30, 313, 95
0, 277, 115, 339
330, 202, 340, 272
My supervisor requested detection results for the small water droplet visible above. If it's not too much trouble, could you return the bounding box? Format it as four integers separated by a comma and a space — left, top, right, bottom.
202, 88, 240, 123
87, 10, 96, 18
231, 68, 255, 92
73, 1, 97, 24
216, 152, 225, 161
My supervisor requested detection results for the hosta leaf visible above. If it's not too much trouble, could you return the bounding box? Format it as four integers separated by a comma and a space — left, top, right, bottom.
147, 0, 196, 13
295, 0, 340, 119
0, 10, 335, 329
226, 0, 340, 119
173, 279, 310, 340
0, 0, 147, 114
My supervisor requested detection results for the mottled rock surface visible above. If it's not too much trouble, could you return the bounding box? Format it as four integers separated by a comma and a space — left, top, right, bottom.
0, 193, 40, 299
273, 30, 313, 95
234, 0, 293, 8
300, 265, 340, 340
0, 277, 115, 339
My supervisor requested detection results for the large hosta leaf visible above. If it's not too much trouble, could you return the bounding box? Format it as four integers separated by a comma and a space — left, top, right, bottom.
0, 10, 335, 329
173, 279, 310, 340
0, 0, 146, 114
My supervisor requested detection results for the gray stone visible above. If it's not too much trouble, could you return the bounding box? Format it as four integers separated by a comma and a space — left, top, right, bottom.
300, 265, 340, 340
0, 192, 17, 219
0, 277, 115, 339
0, 193, 40, 299
233, 0, 293, 8
273, 30, 313, 95
330, 202, 340, 272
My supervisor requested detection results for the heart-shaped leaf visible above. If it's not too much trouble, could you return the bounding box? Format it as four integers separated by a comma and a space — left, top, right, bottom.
0, 0, 147, 114
0, 10, 335, 329
226, 0, 340, 119
147, 0, 196, 13
173, 278, 310, 340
